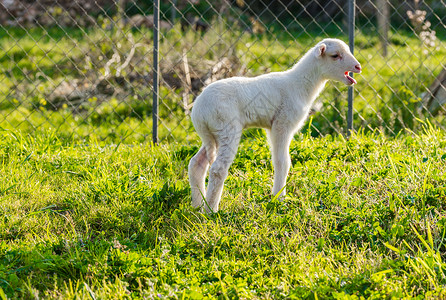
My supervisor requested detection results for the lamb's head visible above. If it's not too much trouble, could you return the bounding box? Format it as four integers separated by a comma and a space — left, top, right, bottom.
314, 38, 361, 85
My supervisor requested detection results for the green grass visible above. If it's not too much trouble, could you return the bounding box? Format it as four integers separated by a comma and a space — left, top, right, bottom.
1, 16, 446, 298
1, 124, 446, 298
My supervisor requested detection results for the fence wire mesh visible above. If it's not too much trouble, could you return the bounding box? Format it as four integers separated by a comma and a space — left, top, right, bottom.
0, 0, 445, 144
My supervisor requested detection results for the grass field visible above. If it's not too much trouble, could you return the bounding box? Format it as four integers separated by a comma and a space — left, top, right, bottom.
1, 124, 446, 298
1, 11, 446, 298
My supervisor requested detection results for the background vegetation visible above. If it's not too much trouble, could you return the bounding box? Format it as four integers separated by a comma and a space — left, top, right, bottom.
0, 2, 445, 143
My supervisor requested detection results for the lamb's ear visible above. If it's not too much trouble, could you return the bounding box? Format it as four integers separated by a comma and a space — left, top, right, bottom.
315, 43, 326, 57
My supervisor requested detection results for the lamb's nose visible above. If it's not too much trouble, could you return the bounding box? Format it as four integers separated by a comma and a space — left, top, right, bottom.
355, 64, 362, 72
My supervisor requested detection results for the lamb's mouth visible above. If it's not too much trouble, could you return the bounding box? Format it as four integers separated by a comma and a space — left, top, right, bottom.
344, 71, 357, 85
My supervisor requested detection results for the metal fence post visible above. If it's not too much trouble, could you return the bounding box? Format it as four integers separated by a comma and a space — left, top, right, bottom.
347, 0, 355, 137
152, 0, 160, 144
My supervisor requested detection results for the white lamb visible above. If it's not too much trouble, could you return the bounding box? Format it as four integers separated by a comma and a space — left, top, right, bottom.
188, 38, 361, 213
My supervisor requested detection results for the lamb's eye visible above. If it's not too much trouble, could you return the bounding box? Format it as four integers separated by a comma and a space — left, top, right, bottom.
331, 54, 340, 59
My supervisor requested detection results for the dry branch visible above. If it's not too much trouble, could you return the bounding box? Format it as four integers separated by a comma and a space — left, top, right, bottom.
424, 68, 446, 115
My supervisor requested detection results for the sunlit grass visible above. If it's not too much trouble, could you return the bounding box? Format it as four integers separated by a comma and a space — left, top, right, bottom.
1, 21, 446, 298
1, 124, 446, 298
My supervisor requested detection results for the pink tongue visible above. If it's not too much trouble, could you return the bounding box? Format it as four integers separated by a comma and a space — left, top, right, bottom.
345, 72, 357, 85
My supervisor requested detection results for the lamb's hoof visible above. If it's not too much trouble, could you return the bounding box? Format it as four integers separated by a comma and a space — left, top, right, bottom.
203, 204, 218, 215
272, 192, 286, 201
204, 207, 216, 215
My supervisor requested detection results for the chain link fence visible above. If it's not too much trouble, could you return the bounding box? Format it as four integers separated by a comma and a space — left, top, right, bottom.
0, 0, 445, 144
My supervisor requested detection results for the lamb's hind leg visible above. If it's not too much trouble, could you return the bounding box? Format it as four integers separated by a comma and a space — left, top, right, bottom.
189, 144, 215, 209
205, 129, 241, 213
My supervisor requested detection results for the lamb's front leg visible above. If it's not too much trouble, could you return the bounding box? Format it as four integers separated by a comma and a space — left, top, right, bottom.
269, 127, 293, 198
